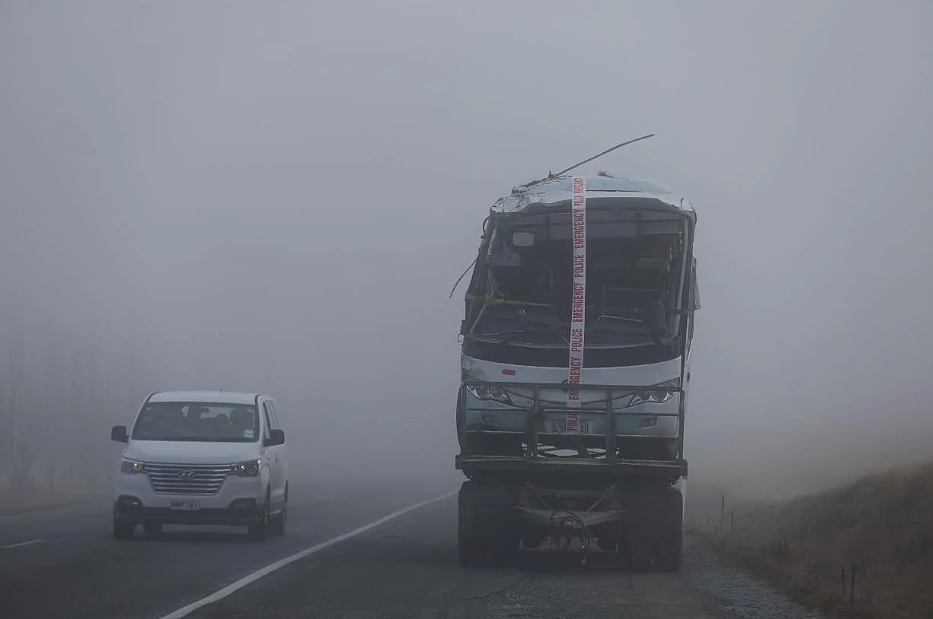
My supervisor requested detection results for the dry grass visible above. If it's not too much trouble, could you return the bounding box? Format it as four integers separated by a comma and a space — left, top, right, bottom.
0, 487, 105, 515
695, 458, 933, 619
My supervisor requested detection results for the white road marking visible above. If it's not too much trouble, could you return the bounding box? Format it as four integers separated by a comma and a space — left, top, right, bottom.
1, 538, 48, 549
158, 490, 458, 619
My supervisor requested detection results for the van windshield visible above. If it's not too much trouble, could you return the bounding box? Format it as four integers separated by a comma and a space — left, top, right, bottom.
131, 402, 261, 442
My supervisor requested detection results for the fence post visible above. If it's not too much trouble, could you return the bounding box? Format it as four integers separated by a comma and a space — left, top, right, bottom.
849, 562, 856, 609
720, 494, 725, 538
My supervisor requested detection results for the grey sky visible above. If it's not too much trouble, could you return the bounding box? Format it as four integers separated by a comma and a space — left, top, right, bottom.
2, 1, 932, 493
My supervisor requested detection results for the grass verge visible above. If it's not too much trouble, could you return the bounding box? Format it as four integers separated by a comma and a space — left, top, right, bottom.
695, 458, 933, 619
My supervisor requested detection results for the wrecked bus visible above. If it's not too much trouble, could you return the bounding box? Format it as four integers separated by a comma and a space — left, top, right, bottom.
455, 172, 700, 571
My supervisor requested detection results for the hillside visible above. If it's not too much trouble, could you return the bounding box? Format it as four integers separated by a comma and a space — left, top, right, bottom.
692, 458, 933, 619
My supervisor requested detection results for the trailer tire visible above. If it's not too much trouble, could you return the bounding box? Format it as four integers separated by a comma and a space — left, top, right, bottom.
624, 536, 653, 572
457, 481, 487, 567
489, 535, 520, 567
458, 531, 488, 567
656, 530, 683, 573
457, 506, 488, 567
655, 493, 684, 573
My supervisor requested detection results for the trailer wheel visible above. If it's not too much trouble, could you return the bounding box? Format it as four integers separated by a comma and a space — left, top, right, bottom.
489, 535, 519, 567
457, 539, 486, 567
624, 536, 653, 572
458, 531, 487, 566
656, 531, 683, 572
655, 493, 684, 573
457, 480, 487, 567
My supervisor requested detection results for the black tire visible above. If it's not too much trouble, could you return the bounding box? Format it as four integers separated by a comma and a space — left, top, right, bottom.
457, 482, 487, 567
656, 530, 683, 573
656, 495, 684, 573
626, 537, 653, 572
113, 521, 135, 541
457, 530, 487, 567
270, 483, 288, 538
248, 493, 271, 542
489, 535, 520, 567
270, 505, 287, 538
143, 522, 163, 539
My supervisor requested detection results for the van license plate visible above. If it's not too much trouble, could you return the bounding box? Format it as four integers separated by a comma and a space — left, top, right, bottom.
170, 500, 200, 511
548, 420, 591, 434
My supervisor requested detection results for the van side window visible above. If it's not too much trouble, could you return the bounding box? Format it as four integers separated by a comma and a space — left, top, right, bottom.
266, 402, 281, 429
261, 402, 273, 440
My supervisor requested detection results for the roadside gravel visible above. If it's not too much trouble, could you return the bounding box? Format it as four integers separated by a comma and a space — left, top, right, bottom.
684, 535, 824, 619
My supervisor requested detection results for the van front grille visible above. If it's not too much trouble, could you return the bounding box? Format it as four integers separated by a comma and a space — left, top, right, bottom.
145, 463, 230, 495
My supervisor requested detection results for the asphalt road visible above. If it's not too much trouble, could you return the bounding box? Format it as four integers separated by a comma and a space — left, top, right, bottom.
1, 482, 821, 619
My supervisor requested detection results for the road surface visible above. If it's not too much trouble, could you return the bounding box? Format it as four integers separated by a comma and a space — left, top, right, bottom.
1, 482, 820, 619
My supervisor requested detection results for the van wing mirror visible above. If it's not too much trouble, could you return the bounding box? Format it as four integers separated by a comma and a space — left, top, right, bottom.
265, 428, 285, 447
111, 425, 128, 443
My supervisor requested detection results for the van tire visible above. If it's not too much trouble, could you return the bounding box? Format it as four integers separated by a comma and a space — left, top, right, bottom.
248, 491, 271, 542
270, 484, 287, 537
270, 505, 287, 537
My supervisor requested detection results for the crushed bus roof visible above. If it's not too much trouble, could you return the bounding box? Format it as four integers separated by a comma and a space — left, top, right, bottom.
491, 175, 695, 216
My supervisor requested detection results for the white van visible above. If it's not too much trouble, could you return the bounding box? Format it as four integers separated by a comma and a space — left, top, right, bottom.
110, 391, 288, 541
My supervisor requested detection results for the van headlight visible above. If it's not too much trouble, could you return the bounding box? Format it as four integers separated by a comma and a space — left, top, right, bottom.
120, 459, 145, 474
230, 459, 261, 476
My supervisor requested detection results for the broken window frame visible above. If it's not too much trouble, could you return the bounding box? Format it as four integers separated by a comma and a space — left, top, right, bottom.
463, 202, 697, 349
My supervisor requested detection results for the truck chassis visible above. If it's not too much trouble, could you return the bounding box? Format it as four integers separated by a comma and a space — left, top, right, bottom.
456, 381, 687, 571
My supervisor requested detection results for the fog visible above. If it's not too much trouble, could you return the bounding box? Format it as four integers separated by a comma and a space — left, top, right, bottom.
2, 1, 932, 504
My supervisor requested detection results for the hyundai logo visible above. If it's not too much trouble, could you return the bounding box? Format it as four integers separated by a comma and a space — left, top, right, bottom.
177, 470, 197, 480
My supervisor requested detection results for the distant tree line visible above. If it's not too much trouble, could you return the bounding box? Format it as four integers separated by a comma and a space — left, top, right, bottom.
0, 296, 167, 500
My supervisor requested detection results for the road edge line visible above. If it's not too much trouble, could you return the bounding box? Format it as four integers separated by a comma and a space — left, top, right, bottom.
1, 538, 49, 549
157, 489, 459, 619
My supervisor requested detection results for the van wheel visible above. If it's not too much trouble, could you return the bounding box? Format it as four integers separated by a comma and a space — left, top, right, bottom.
113, 521, 135, 541
270, 504, 287, 537
248, 492, 271, 542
